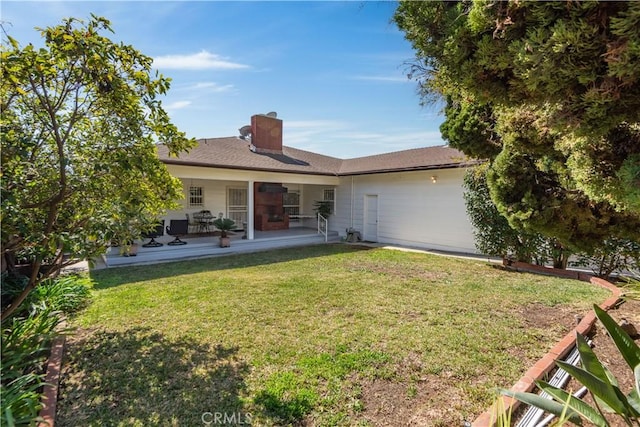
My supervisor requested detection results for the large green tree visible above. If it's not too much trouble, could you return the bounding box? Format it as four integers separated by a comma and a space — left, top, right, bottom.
1, 16, 195, 320
463, 163, 566, 266
395, 1, 640, 252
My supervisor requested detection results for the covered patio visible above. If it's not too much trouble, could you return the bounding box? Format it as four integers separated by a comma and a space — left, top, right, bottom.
156, 113, 341, 244
97, 227, 340, 268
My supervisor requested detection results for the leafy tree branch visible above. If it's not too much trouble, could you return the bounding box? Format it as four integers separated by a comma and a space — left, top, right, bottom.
1, 15, 195, 320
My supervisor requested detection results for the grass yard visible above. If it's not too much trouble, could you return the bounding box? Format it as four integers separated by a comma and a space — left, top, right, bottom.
57, 244, 611, 426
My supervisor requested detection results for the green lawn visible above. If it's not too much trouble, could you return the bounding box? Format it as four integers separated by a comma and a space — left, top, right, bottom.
57, 244, 611, 426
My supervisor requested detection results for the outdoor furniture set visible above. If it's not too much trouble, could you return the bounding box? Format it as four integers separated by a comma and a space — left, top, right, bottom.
140, 211, 227, 248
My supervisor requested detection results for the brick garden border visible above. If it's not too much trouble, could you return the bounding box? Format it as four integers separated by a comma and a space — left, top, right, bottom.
471, 261, 622, 426
37, 335, 66, 427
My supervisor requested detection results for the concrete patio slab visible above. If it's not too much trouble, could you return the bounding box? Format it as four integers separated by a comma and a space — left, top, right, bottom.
95, 227, 340, 268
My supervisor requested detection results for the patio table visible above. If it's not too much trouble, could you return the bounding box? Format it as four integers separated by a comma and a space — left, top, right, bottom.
192, 211, 215, 233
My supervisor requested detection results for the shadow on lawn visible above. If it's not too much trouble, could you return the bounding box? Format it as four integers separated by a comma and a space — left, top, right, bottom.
91, 243, 374, 289
57, 327, 250, 426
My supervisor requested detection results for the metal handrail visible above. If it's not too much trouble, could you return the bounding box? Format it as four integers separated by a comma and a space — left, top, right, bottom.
317, 214, 328, 242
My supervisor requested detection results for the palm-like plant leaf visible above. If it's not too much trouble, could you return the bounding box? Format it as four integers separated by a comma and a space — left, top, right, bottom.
629, 365, 640, 414
593, 304, 640, 371
636, 364, 640, 399
574, 332, 621, 413
557, 360, 634, 417
500, 388, 583, 425
503, 304, 640, 425
575, 332, 610, 384
537, 381, 608, 427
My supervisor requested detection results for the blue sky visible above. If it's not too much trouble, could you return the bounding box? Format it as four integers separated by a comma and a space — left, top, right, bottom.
2, 1, 446, 158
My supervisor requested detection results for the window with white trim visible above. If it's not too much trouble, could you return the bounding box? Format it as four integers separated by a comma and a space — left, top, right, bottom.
323, 188, 335, 213
283, 191, 301, 221
189, 186, 204, 207
227, 188, 247, 225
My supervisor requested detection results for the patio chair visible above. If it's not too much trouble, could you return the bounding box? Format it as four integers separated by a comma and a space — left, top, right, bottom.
166, 219, 189, 246
185, 213, 199, 234
141, 220, 164, 248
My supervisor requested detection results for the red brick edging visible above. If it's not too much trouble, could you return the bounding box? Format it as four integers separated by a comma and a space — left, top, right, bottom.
37, 335, 66, 427
471, 264, 622, 426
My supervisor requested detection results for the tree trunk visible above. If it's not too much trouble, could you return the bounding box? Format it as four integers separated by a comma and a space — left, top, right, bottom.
1, 260, 42, 322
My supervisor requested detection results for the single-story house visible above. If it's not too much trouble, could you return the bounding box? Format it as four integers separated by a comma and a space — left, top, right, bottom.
157, 113, 481, 253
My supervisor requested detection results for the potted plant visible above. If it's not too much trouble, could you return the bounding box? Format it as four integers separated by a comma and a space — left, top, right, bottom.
121, 240, 139, 257
313, 200, 332, 218
212, 217, 236, 247
113, 219, 143, 257
113, 214, 159, 256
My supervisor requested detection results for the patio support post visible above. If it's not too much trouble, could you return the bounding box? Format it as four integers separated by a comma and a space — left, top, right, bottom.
247, 180, 255, 240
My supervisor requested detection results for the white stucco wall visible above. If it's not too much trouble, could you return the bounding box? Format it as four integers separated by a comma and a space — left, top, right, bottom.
158, 163, 476, 253
333, 168, 477, 254
164, 179, 247, 220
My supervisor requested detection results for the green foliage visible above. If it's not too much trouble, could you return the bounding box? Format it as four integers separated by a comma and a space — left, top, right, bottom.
395, 1, 640, 252
1, 307, 61, 426
571, 239, 640, 280
0, 272, 29, 310
26, 275, 93, 315
463, 164, 573, 267
212, 217, 236, 238
441, 98, 502, 160
313, 200, 332, 218
463, 164, 548, 263
502, 304, 640, 426
619, 277, 640, 301
1, 15, 195, 319
1, 274, 92, 426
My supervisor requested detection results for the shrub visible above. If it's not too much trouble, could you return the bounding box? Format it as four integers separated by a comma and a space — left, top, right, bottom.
26, 275, 92, 315
313, 200, 332, 218
570, 238, 640, 280
463, 165, 571, 266
1, 272, 29, 311
1, 274, 93, 426
1, 307, 61, 426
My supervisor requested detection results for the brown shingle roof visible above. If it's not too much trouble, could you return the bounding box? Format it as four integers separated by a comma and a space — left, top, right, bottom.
339, 145, 478, 175
157, 138, 478, 176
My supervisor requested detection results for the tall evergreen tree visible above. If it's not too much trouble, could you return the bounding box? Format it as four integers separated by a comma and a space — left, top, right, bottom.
395, 1, 640, 252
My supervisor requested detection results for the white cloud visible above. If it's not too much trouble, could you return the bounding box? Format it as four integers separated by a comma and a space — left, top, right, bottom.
283, 120, 347, 153
190, 82, 235, 92
281, 119, 445, 158
153, 50, 249, 70
164, 100, 191, 110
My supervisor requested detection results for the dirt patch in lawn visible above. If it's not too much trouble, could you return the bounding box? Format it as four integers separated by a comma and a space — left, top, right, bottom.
357, 298, 640, 427
358, 376, 465, 426
517, 302, 580, 332
345, 260, 446, 282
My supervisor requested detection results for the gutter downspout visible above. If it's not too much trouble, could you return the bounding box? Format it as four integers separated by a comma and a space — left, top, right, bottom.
350, 176, 354, 229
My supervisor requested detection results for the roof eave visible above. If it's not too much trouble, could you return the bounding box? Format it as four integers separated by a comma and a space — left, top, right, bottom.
160, 159, 339, 176
338, 161, 483, 177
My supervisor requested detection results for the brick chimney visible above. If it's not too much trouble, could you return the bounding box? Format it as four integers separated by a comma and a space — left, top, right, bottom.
251, 114, 283, 154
